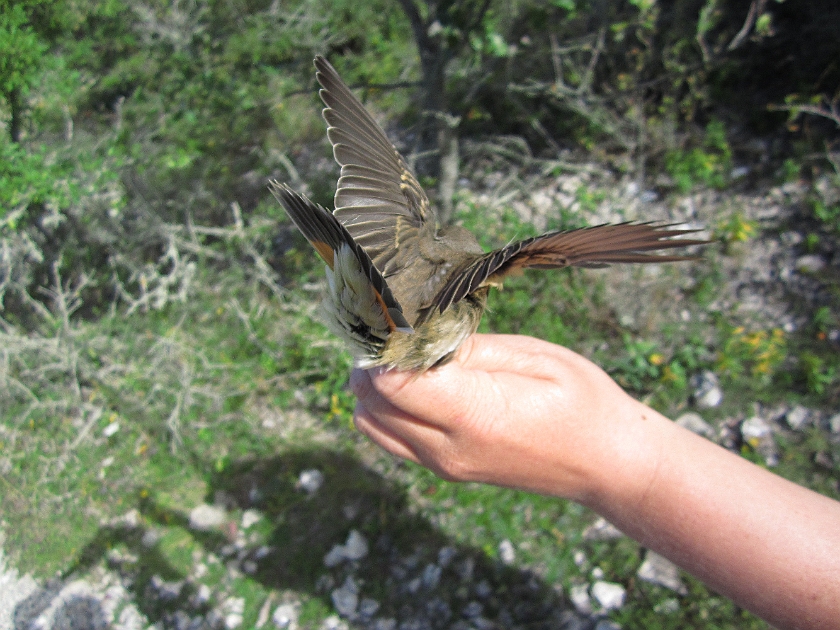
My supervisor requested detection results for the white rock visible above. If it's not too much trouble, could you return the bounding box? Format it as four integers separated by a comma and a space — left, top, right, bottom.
358, 598, 380, 617
189, 504, 227, 531
531, 190, 555, 216
462, 601, 483, 618
223, 596, 245, 616
195, 583, 212, 604
780, 230, 803, 246
741, 416, 779, 466
141, 529, 160, 547
582, 517, 624, 542
654, 598, 681, 614
323, 545, 346, 568
741, 416, 773, 443
0, 544, 40, 630
297, 469, 324, 495
222, 595, 246, 629
427, 19, 443, 37
568, 584, 592, 614
272, 603, 299, 629
150, 575, 183, 600
559, 175, 583, 193
321, 614, 348, 630
785, 405, 810, 430
675, 412, 715, 439
422, 563, 441, 589
474, 580, 492, 599
114, 509, 141, 528
692, 371, 723, 408
498, 539, 516, 565
437, 546, 456, 568
342, 503, 360, 521
324, 530, 368, 567
25, 577, 112, 630
730, 166, 750, 179
116, 604, 147, 630
636, 551, 687, 594
829, 413, 840, 434
342, 530, 368, 561
331, 577, 359, 617
591, 581, 626, 611
241, 509, 262, 529
795, 255, 825, 273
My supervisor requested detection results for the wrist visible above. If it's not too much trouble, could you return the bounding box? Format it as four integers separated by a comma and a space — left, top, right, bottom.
575, 398, 672, 516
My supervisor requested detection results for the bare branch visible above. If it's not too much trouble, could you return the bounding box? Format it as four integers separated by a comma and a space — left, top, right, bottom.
728, 0, 769, 51
769, 98, 840, 129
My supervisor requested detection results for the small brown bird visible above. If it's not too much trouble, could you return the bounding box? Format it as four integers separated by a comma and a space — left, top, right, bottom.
270, 56, 705, 371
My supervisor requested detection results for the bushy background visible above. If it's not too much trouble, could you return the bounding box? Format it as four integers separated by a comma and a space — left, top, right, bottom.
2, 1, 839, 628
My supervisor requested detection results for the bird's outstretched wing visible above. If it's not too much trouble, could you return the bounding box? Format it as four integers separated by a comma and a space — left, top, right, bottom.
314, 55, 435, 277
269, 181, 413, 349
431, 223, 707, 315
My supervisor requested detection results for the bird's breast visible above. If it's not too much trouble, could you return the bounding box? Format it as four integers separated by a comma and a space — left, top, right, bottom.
379, 288, 489, 371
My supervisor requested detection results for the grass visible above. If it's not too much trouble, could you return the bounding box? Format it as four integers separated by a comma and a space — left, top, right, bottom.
2, 184, 839, 629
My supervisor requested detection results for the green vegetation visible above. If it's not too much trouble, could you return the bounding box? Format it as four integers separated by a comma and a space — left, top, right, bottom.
2, 0, 839, 628
664, 119, 732, 192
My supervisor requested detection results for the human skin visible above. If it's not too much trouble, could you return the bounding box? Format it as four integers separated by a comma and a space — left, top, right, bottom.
349, 334, 840, 630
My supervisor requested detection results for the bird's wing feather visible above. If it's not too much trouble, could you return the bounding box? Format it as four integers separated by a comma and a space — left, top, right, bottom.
432, 223, 708, 314
315, 55, 434, 276
268, 181, 413, 333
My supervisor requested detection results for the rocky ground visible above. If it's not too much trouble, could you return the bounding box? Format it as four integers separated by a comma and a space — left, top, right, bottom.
2, 162, 838, 630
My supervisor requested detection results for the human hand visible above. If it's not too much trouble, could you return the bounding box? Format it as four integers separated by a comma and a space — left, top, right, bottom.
353, 334, 840, 630
350, 334, 664, 504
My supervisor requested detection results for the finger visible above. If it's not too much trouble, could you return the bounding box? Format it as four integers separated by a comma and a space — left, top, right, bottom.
361, 363, 489, 431
351, 368, 453, 452
349, 368, 420, 427
353, 401, 421, 464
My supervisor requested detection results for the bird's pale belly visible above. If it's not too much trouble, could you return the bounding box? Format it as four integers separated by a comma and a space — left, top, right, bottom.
377, 289, 489, 371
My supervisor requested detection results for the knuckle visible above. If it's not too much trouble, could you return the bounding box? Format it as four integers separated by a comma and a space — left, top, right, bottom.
432, 452, 474, 483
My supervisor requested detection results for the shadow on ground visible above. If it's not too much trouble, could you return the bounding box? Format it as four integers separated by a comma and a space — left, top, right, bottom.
14, 447, 584, 630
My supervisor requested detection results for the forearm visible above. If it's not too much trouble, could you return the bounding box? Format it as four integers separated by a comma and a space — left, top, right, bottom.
582, 403, 840, 630
351, 335, 840, 629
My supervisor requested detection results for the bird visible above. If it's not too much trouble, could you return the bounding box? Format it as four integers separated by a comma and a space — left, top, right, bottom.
269, 55, 707, 372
